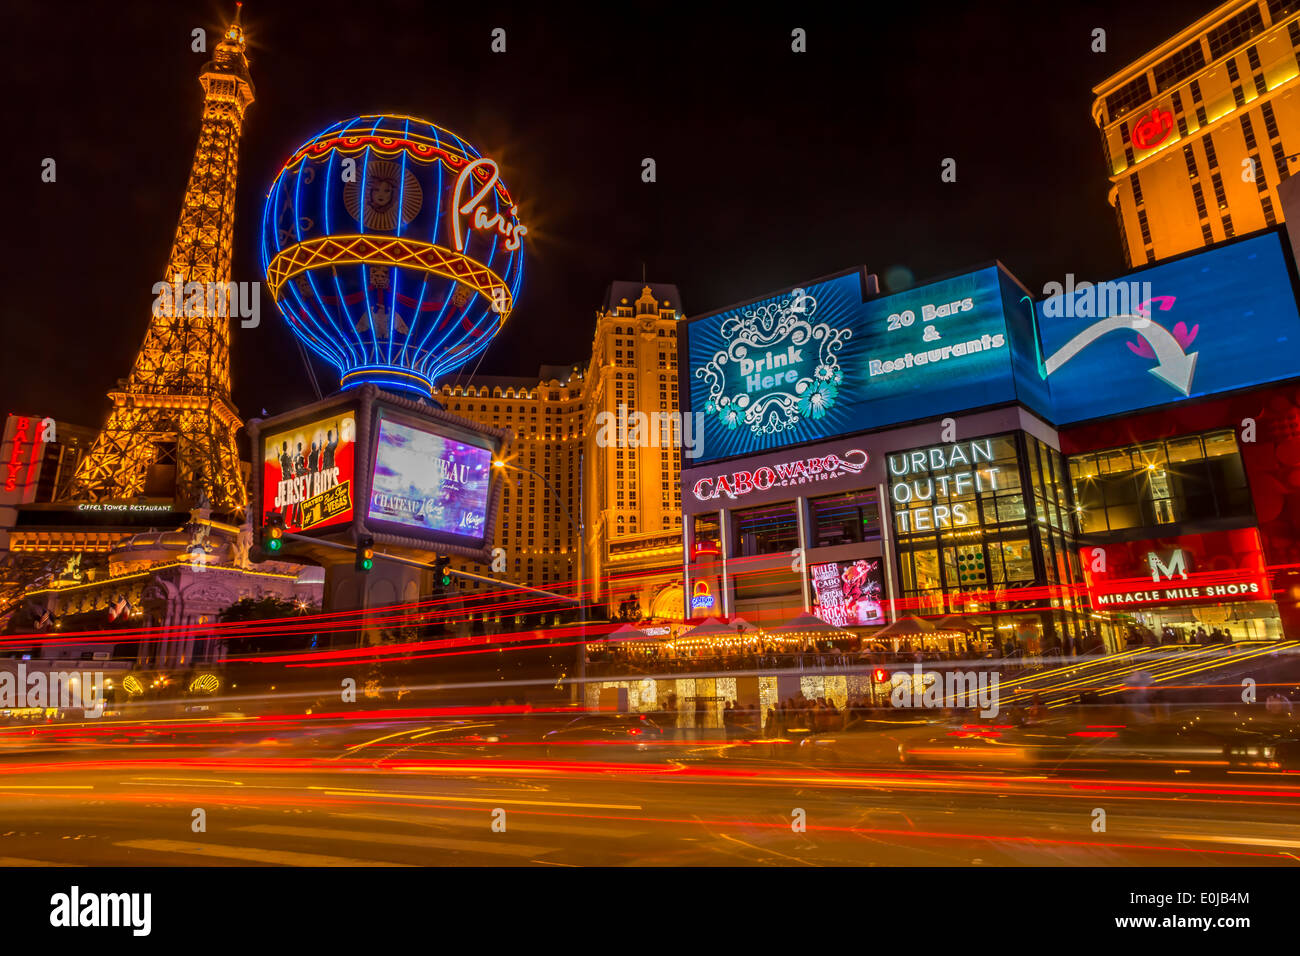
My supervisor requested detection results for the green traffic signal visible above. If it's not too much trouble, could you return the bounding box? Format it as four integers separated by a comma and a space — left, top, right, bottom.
267, 537, 282, 552
356, 536, 376, 573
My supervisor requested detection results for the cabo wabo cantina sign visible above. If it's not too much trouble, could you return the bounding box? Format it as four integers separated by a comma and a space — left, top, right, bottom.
692, 449, 868, 502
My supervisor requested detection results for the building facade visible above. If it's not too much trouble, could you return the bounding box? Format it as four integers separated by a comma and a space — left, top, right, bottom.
580, 283, 686, 621
1094, 0, 1300, 267
440, 365, 585, 601
439, 283, 689, 621
679, 229, 1300, 655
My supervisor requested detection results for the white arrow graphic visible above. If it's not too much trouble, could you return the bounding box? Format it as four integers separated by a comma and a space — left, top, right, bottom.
1043, 313, 1198, 395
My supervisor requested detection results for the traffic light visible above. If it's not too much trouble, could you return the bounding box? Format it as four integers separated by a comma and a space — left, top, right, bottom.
355, 535, 375, 572
433, 555, 452, 589
264, 512, 286, 553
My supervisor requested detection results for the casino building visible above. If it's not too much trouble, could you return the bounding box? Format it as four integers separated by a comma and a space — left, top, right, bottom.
680, 227, 1300, 654
1093, 0, 1300, 267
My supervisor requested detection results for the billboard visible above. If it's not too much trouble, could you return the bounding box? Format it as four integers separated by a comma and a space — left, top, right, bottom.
686, 266, 1043, 463
366, 410, 493, 544
809, 558, 885, 627
262, 412, 356, 533
1038, 231, 1300, 424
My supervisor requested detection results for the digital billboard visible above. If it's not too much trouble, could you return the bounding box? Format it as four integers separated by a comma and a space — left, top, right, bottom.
366, 410, 493, 544
809, 558, 885, 627
262, 412, 356, 534
1038, 231, 1300, 424
687, 266, 1042, 463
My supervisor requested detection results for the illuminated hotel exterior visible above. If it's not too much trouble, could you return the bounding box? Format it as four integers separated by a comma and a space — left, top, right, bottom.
440, 366, 585, 597
1094, 0, 1300, 267
441, 283, 686, 619
580, 283, 686, 621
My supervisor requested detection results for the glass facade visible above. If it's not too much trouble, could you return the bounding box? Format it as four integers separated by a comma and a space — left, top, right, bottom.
810, 490, 881, 548
888, 431, 1085, 652
1068, 429, 1252, 534
733, 503, 798, 556
692, 512, 721, 556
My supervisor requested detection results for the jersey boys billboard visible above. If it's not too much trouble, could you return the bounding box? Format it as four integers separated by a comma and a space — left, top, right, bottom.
366, 411, 494, 545
684, 230, 1300, 463
262, 413, 356, 533
687, 267, 1043, 463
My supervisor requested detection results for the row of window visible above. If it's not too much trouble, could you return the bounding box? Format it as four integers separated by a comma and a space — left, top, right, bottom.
1104, 0, 1300, 123
690, 427, 1253, 580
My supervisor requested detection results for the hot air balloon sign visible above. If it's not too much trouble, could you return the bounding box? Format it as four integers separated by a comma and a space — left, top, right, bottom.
260, 115, 526, 397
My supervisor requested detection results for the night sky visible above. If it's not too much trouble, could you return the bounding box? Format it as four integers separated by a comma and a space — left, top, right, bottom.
5, 0, 1215, 429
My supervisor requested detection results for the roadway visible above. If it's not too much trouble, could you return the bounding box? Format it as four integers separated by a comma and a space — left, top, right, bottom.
0, 712, 1296, 866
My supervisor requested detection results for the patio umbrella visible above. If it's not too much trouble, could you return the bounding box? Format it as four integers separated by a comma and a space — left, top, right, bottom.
675, 617, 731, 639
766, 612, 847, 634
934, 616, 975, 633
763, 612, 853, 642
871, 616, 937, 639
856, 616, 938, 658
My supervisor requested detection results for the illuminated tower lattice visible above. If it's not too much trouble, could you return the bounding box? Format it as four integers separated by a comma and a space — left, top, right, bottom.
68, 6, 254, 515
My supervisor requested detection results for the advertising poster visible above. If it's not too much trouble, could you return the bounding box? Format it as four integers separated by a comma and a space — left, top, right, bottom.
367, 413, 493, 542
809, 558, 885, 627
687, 267, 1028, 463
262, 412, 356, 533
1037, 231, 1300, 424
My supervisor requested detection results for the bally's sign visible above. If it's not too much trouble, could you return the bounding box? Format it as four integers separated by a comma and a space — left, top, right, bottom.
691, 449, 868, 502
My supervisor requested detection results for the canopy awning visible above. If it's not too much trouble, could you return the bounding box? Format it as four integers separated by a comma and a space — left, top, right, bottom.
763, 612, 853, 639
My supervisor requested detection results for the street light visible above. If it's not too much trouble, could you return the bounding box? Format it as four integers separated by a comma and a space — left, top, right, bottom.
492, 458, 586, 622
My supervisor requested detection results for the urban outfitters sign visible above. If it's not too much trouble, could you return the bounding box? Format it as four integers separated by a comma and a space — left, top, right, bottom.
888, 439, 1002, 533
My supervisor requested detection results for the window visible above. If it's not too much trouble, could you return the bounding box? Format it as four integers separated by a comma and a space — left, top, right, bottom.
1209, 6, 1264, 60
1154, 41, 1206, 92
811, 491, 881, 547
1105, 75, 1153, 122
733, 503, 798, 556
1068, 429, 1251, 533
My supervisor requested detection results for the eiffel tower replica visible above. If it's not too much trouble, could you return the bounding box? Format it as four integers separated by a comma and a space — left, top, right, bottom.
67, 5, 255, 519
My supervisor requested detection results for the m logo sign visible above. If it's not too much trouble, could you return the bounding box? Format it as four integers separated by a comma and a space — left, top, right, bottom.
1147, 548, 1189, 582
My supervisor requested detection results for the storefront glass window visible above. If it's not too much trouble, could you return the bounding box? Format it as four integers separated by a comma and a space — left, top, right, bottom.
1068, 428, 1252, 534
811, 491, 881, 547
889, 431, 1088, 652
693, 513, 721, 557
733, 503, 798, 556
